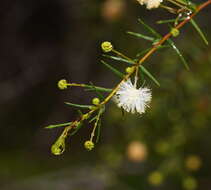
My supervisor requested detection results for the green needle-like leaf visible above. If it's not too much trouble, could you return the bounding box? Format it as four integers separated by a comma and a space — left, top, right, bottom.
167, 39, 190, 70
102, 55, 159, 86
190, 19, 209, 45
96, 118, 101, 143
89, 82, 104, 100
65, 102, 91, 109
127, 31, 155, 41
138, 18, 161, 38
70, 123, 83, 136
89, 115, 98, 123
101, 60, 124, 78
103, 54, 135, 64
136, 45, 170, 57
140, 66, 160, 87
45, 122, 72, 129
157, 18, 184, 24
84, 84, 112, 92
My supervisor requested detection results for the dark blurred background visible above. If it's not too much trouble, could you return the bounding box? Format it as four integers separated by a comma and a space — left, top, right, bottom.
1, 0, 211, 189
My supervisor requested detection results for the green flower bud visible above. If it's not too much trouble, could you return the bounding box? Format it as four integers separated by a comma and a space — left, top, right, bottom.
89, 106, 96, 110
51, 137, 65, 155
84, 140, 95, 151
125, 66, 135, 74
82, 113, 89, 120
101, 41, 113, 52
171, 28, 180, 37
57, 79, 68, 90
92, 97, 100, 105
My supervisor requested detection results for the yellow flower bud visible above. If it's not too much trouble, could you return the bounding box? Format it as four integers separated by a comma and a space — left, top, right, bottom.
57, 79, 68, 90
84, 140, 95, 151
101, 41, 113, 52
171, 28, 180, 37
89, 106, 96, 110
82, 113, 89, 120
92, 97, 100, 105
125, 66, 135, 74
51, 137, 65, 155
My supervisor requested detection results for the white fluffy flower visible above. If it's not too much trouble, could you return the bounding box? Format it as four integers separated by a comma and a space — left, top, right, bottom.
136, 0, 147, 5
146, 0, 163, 9
137, 0, 163, 9
113, 79, 152, 114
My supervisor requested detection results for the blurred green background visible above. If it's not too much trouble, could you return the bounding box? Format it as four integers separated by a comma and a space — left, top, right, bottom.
0, 0, 211, 189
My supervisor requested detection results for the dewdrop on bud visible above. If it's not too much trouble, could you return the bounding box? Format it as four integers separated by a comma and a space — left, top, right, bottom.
92, 97, 100, 105
51, 137, 65, 155
101, 41, 113, 52
84, 141, 95, 151
58, 79, 68, 90
171, 28, 180, 37
126, 66, 135, 74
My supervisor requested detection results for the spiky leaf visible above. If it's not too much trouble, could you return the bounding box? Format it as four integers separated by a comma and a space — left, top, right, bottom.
167, 39, 190, 70
45, 122, 72, 129
127, 31, 155, 41
101, 60, 124, 78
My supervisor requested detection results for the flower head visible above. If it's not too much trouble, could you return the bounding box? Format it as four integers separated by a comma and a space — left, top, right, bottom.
58, 79, 68, 90
92, 97, 100, 105
84, 140, 95, 151
136, 0, 146, 5
113, 79, 152, 114
171, 28, 180, 37
137, 0, 163, 9
101, 41, 113, 52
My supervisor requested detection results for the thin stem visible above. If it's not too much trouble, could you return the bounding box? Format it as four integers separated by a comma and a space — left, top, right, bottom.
112, 49, 135, 63
68, 83, 112, 92
134, 67, 139, 87
90, 109, 102, 141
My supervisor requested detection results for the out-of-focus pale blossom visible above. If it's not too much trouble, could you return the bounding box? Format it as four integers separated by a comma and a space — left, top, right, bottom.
137, 0, 163, 9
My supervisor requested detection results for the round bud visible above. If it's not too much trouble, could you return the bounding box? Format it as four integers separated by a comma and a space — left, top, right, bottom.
125, 66, 135, 74
171, 28, 180, 37
51, 137, 65, 155
82, 113, 89, 120
84, 141, 95, 151
57, 79, 68, 90
101, 41, 113, 52
92, 97, 100, 105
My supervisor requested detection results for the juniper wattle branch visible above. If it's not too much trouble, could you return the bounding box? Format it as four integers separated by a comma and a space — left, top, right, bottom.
47, 0, 211, 155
